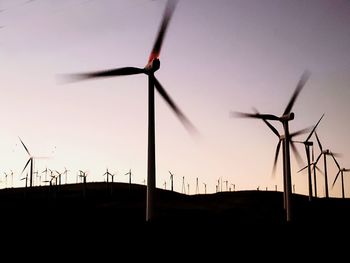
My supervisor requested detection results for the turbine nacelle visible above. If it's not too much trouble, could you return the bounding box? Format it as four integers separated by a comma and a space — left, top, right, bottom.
323, 149, 330, 155
145, 58, 160, 74
280, 112, 294, 122
305, 141, 313, 146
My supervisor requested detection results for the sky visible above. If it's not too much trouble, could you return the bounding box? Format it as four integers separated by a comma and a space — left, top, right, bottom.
1, 0, 350, 197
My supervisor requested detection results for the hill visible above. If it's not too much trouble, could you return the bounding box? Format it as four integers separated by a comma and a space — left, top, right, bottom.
1, 182, 350, 227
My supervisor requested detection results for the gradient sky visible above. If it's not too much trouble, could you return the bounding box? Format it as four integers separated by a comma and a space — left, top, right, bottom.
1, 0, 350, 197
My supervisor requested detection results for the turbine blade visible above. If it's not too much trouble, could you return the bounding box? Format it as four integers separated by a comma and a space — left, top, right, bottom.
272, 140, 281, 177
331, 153, 340, 170
315, 132, 323, 152
297, 164, 309, 173
18, 137, 31, 156
148, 0, 178, 63
21, 159, 31, 174
332, 170, 341, 188
314, 153, 322, 165
153, 76, 198, 135
290, 127, 312, 138
305, 114, 325, 142
291, 141, 304, 168
58, 67, 145, 83
252, 107, 280, 137
283, 70, 311, 115
232, 111, 280, 121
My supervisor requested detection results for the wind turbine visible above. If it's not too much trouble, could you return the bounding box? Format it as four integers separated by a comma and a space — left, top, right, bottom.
293, 114, 324, 201
125, 169, 132, 185
331, 154, 349, 199
233, 71, 310, 222
251, 107, 309, 208
103, 168, 113, 184
3, 172, 8, 188
223, 180, 228, 191
42, 168, 48, 182
195, 177, 199, 194
181, 176, 185, 194
19, 137, 48, 188
203, 183, 207, 194
60, 0, 197, 222
314, 132, 341, 198
169, 171, 174, 191
63, 167, 69, 184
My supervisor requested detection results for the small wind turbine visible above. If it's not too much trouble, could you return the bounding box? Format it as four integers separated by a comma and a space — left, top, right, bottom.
314, 132, 341, 198
42, 168, 48, 182
60, 0, 197, 222
195, 177, 199, 194
169, 171, 174, 191
163, 181, 166, 190
203, 183, 207, 194
19, 137, 48, 188
224, 180, 228, 191
293, 114, 324, 201
331, 154, 349, 199
181, 176, 185, 194
63, 168, 69, 184
125, 169, 132, 185
103, 168, 112, 184
231, 183, 235, 192
3, 172, 8, 188
187, 183, 190, 195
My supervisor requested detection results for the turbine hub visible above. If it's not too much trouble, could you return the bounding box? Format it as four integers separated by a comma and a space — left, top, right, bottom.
281, 112, 294, 121
145, 58, 160, 74
305, 141, 313, 146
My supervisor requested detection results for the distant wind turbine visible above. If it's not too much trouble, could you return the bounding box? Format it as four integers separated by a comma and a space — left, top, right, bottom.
293, 114, 324, 201
169, 171, 174, 191
181, 176, 185, 194
331, 154, 349, 199
19, 137, 48, 188
125, 169, 132, 185
314, 132, 341, 198
59, 0, 197, 222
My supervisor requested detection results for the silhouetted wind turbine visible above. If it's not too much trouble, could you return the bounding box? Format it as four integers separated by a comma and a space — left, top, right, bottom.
125, 169, 132, 185
314, 132, 341, 198
42, 168, 48, 182
3, 172, 8, 188
60, 0, 197, 222
63, 168, 69, 184
19, 137, 48, 188
203, 183, 207, 194
293, 114, 324, 201
233, 71, 310, 222
103, 168, 113, 187
181, 176, 185, 194
331, 154, 349, 199
195, 177, 199, 194
251, 108, 309, 208
224, 180, 228, 191
169, 171, 174, 191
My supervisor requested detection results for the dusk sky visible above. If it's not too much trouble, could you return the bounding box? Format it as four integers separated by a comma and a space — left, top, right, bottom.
1, 0, 350, 197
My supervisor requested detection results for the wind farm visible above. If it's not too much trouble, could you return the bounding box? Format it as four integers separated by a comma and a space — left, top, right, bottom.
1, 0, 350, 229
